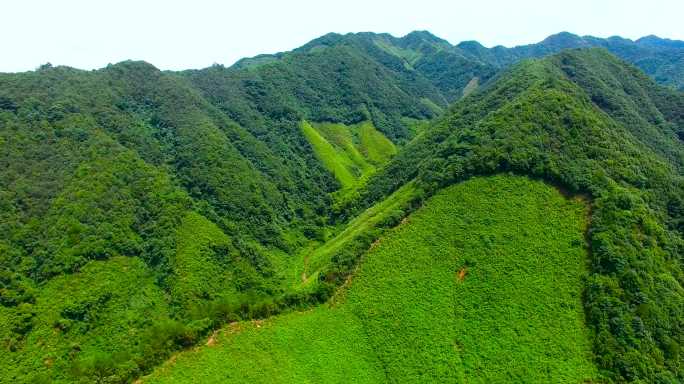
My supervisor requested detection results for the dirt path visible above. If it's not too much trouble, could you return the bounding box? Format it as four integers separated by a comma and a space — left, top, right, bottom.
457, 267, 467, 282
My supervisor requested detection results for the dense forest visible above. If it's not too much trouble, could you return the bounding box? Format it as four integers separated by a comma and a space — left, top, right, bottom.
1, 31, 683, 383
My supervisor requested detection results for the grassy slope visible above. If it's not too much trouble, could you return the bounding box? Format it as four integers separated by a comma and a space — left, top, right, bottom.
144, 175, 597, 383
461, 77, 479, 98
358, 121, 397, 165
145, 307, 384, 384
300, 121, 358, 189
300, 120, 396, 190
362, 50, 684, 381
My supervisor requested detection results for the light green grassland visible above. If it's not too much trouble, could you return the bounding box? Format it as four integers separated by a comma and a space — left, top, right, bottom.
358, 121, 397, 165
299, 120, 396, 190
461, 76, 479, 98
402, 116, 435, 138
144, 175, 598, 383
420, 97, 445, 116
145, 307, 385, 384
373, 39, 423, 67
300, 120, 358, 188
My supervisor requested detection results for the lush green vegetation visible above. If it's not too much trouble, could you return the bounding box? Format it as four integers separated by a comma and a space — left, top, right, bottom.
299, 30, 684, 103
0, 43, 437, 381
1, 257, 171, 382
457, 32, 684, 91
363, 48, 684, 382
0, 63, 291, 382
146, 307, 384, 383
301, 120, 359, 189
1, 30, 683, 383
299, 120, 395, 190
298, 181, 418, 288
144, 175, 597, 383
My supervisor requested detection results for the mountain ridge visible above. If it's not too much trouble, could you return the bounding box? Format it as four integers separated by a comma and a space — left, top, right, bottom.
1, 30, 683, 383
358, 47, 684, 382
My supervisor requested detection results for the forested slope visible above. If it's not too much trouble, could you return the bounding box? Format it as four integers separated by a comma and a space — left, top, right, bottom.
457, 32, 684, 91
362, 48, 684, 382
0, 40, 444, 382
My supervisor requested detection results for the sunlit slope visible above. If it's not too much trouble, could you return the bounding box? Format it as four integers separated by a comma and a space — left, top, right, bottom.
300, 120, 396, 190
144, 175, 597, 383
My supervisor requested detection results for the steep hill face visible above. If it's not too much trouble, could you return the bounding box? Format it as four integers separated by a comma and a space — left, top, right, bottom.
0, 63, 308, 383
363, 48, 684, 382
244, 30, 684, 103
189, 35, 446, 144
291, 31, 497, 103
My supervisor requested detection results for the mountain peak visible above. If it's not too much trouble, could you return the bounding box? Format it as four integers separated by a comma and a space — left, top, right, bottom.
106, 60, 159, 72
403, 30, 446, 43
456, 40, 487, 52
540, 32, 587, 48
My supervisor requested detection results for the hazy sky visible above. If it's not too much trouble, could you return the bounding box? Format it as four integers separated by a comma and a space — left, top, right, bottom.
3, 0, 683, 72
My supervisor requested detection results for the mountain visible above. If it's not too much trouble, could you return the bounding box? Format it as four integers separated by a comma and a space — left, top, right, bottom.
0, 31, 683, 383
0, 31, 460, 383
361, 48, 684, 382
145, 48, 684, 383
239, 30, 684, 100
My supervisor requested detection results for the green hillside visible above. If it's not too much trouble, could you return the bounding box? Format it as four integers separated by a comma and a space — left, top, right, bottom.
0, 52, 432, 382
300, 120, 396, 190
1, 31, 683, 383
363, 48, 684, 382
0, 36, 448, 381
457, 32, 684, 91
144, 175, 597, 383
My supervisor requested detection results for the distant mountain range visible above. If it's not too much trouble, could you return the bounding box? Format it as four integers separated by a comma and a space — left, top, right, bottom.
236, 31, 684, 97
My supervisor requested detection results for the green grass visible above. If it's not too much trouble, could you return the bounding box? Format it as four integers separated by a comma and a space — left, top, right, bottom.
300, 120, 358, 189
300, 120, 396, 190
146, 307, 384, 384
347, 175, 596, 382
358, 121, 397, 165
420, 97, 444, 116
144, 175, 597, 383
461, 76, 479, 98
373, 39, 422, 67
297, 181, 417, 287
313, 122, 370, 169
402, 116, 434, 138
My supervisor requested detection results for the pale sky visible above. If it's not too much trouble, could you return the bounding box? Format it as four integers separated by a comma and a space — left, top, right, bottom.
2, 0, 683, 72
